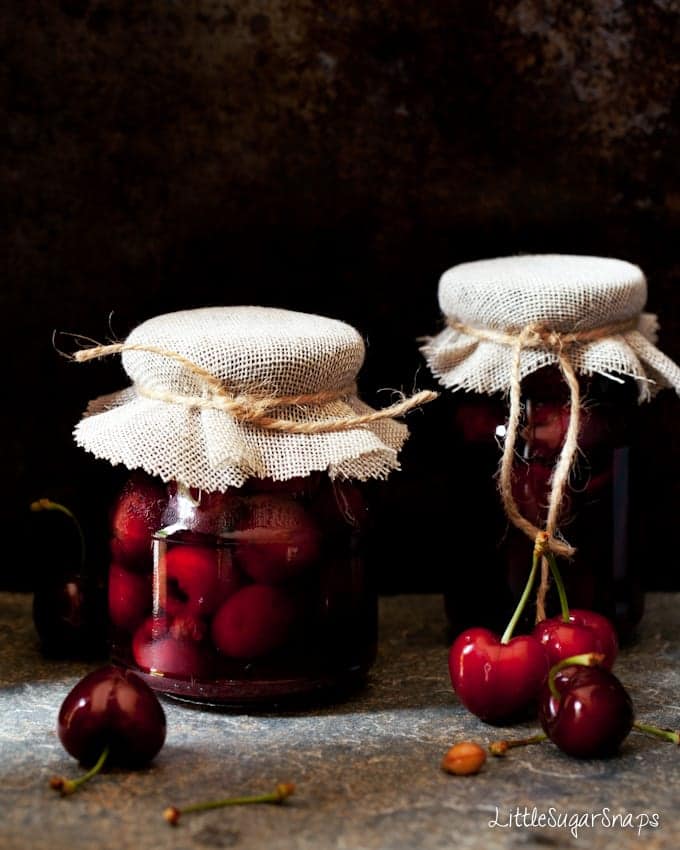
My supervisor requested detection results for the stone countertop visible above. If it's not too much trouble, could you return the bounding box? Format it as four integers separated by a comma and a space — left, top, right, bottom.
1, 593, 678, 850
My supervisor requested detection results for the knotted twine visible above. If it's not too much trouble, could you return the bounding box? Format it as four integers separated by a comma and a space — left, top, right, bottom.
73, 342, 438, 435
448, 315, 638, 622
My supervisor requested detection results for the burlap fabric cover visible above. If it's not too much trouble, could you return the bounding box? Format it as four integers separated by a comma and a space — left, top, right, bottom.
74, 307, 410, 490
422, 254, 680, 400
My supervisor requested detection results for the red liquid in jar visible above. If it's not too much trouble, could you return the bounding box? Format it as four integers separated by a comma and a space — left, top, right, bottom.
443, 367, 642, 639
108, 473, 376, 705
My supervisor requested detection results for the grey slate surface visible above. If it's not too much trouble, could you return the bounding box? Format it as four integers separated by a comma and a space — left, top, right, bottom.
1, 593, 678, 850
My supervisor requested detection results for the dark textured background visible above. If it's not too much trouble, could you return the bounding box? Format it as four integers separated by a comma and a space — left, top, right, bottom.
3, 1, 679, 591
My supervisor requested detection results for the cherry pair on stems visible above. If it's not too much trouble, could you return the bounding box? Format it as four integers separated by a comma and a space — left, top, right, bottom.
447, 653, 679, 764
449, 532, 618, 724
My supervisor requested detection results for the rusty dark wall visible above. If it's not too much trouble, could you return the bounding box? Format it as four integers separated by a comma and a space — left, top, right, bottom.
3, 1, 679, 590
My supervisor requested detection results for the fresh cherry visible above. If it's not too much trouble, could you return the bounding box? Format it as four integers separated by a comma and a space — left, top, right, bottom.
165, 544, 240, 618
133, 617, 213, 679
108, 563, 151, 633
235, 495, 320, 584
539, 654, 633, 758
110, 473, 167, 569
211, 584, 297, 659
449, 628, 549, 724
532, 552, 618, 669
448, 536, 550, 724
54, 665, 166, 794
534, 609, 618, 670
30, 499, 106, 659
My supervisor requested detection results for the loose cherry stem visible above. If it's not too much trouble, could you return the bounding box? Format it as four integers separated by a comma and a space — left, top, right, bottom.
500, 533, 547, 644
547, 652, 606, 700
489, 733, 547, 756
633, 721, 680, 745
545, 551, 570, 623
50, 747, 109, 796
164, 783, 295, 826
31, 498, 86, 569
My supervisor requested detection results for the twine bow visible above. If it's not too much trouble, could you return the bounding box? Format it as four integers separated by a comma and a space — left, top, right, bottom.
73, 342, 438, 435
449, 315, 639, 620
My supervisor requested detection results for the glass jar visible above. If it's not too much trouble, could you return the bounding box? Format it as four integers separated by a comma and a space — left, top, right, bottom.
442, 366, 642, 639
108, 470, 375, 706
75, 305, 431, 707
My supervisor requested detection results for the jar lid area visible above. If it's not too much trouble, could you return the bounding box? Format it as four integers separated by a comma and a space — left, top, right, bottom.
123, 306, 365, 395
439, 254, 646, 332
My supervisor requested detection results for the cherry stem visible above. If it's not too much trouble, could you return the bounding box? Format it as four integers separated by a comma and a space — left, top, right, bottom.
500, 538, 543, 644
633, 721, 680, 745
30, 498, 86, 569
50, 746, 109, 796
164, 783, 295, 826
489, 733, 547, 756
545, 551, 570, 623
547, 652, 606, 700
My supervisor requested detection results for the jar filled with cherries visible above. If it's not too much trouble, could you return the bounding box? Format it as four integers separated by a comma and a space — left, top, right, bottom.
423, 254, 680, 640
74, 306, 433, 705
107, 471, 373, 704
439, 366, 640, 637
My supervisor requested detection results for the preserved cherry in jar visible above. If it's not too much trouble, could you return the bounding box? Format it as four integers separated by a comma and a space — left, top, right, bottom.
74, 306, 434, 705
422, 255, 680, 639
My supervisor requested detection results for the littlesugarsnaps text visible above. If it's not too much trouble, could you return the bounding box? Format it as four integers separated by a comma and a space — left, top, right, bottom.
488, 806, 660, 839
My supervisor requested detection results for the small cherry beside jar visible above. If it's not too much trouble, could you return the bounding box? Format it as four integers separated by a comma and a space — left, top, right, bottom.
108, 471, 375, 707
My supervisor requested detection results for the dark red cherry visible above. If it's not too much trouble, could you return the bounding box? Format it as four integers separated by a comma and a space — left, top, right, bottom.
539, 663, 633, 758
534, 609, 618, 670
449, 627, 550, 724
165, 544, 240, 618
133, 618, 213, 679
236, 495, 320, 584
108, 563, 150, 633
33, 576, 107, 659
211, 584, 296, 659
30, 499, 106, 659
57, 665, 166, 768
110, 473, 167, 569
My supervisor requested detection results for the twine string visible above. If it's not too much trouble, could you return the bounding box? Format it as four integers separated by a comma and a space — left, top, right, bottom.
449, 315, 638, 621
73, 342, 438, 434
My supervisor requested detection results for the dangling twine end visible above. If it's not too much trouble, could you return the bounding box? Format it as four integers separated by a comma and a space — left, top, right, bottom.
72, 344, 125, 363
406, 389, 439, 408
